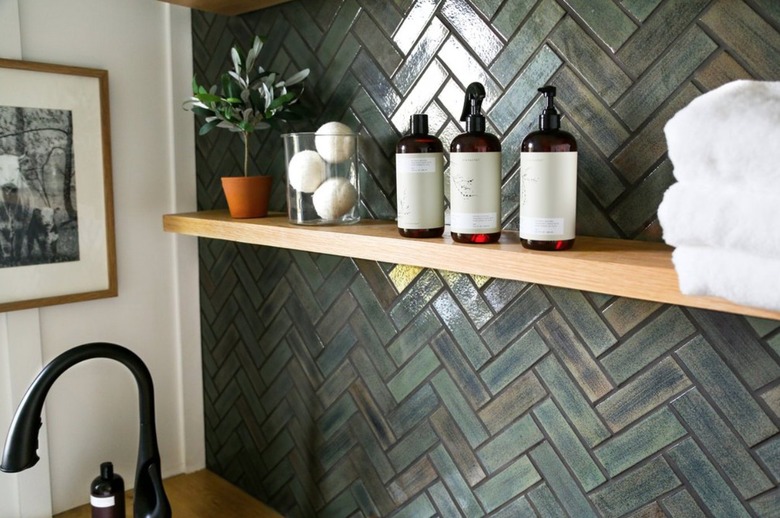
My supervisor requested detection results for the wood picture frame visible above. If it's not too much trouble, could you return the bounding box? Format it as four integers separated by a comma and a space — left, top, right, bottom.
0, 58, 116, 312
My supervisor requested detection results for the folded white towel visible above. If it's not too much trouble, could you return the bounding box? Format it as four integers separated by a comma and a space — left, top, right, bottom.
664, 80, 780, 184
673, 246, 780, 312
658, 181, 780, 257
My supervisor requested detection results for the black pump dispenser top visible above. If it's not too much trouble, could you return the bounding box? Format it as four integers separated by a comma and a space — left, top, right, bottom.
538, 85, 560, 131
460, 82, 486, 133
100, 461, 113, 481
411, 114, 428, 135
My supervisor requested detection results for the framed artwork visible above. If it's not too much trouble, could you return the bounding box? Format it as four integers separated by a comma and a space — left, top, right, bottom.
0, 58, 116, 312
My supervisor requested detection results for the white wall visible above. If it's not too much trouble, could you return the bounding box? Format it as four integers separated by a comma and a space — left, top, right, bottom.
0, 0, 202, 515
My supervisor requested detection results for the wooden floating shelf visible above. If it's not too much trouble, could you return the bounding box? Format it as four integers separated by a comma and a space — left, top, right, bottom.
163, 210, 780, 321
158, 0, 291, 16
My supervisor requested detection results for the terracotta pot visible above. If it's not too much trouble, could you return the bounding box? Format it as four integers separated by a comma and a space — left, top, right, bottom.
221, 175, 272, 218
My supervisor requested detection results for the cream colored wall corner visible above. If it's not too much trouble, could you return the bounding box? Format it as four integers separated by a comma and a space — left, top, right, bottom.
0, 0, 201, 515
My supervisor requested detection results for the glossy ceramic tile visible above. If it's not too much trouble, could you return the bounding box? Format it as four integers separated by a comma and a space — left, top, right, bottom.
194, 1, 780, 516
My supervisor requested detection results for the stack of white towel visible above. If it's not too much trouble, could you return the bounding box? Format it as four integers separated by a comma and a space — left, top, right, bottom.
658, 80, 780, 312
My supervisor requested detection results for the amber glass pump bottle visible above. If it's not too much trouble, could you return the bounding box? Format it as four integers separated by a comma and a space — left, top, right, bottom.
449, 82, 502, 244
519, 85, 578, 251
396, 114, 445, 238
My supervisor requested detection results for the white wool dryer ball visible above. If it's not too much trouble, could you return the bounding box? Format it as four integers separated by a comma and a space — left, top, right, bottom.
315, 122, 355, 163
312, 177, 358, 220
288, 150, 326, 193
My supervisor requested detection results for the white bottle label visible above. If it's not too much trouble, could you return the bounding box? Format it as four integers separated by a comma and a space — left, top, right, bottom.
91, 495, 116, 508
449, 152, 501, 233
396, 153, 444, 229
519, 152, 577, 240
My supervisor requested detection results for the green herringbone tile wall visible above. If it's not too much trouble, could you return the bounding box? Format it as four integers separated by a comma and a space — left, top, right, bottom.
192, 1, 780, 516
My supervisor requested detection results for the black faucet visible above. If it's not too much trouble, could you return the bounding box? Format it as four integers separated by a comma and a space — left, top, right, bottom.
0, 342, 172, 518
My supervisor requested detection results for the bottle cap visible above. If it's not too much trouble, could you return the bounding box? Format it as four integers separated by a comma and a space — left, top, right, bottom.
538, 85, 560, 130
460, 82, 486, 133
100, 462, 113, 480
411, 114, 428, 135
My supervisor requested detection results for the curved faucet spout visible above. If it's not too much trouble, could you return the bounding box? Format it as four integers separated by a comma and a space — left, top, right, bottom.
0, 342, 171, 518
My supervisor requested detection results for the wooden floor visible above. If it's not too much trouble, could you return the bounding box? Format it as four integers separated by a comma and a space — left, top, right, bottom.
54, 469, 283, 518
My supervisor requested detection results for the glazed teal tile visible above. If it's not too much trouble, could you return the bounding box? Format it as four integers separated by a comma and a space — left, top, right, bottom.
673, 388, 772, 498
618, 0, 710, 78
390, 59, 448, 133
348, 347, 396, 413
493, 0, 536, 39
316, 324, 357, 378
474, 456, 540, 513
549, 17, 631, 105
430, 408, 486, 486
602, 297, 661, 337
544, 286, 617, 356
620, 0, 661, 21
529, 442, 598, 518
388, 306, 441, 366
554, 66, 629, 156
320, 425, 356, 471
387, 420, 438, 472
612, 83, 701, 183
345, 297, 394, 378
528, 484, 567, 518
690, 309, 780, 391
702, 0, 780, 79
751, 490, 780, 518
534, 399, 606, 491
352, 52, 401, 115
574, 185, 624, 239
393, 17, 449, 95
482, 279, 527, 313
592, 455, 680, 518
481, 285, 550, 355
471, 0, 501, 18
388, 345, 440, 402
753, 0, 780, 27
756, 435, 780, 481
429, 444, 483, 516
561, 0, 637, 51
317, 34, 362, 104
594, 407, 686, 477
428, 482, 463, 517
478, 371, 546, 435
351, 480, 380, 517
477, 414, 543, 474
260, 340, 293, 385
615, 27, 717, 130
320, 392, 358, 440
601, 307, 694, 385
393, 492, 436, 518
431, 370, 488, 447
746, 316, 780, 337
677, 335, 778, 446
350, 419, 394, 484
440, 0, 503, 65
535, 354, 611, 447
667, 438, 750, 518
387, 383, 438, 437
433, 285, 489, 357
772, 333, 780, 358
537, 310, 613, 402
261, 429, 294, 469
491, 0, 565, 87
438, 37, 500, 106
596, 356, 690, 432
316, 0, 360, 65
610, 158, 675, 236
560, 113, 625, 208
490, 45, 562, 134
491, 496, 536, 518
662, 489, 706, 518
439, 270, 493, 329
316, 361, 356, 409
431, 332, 490, 408
393, 0, 438, 53
481, 327, 547, 395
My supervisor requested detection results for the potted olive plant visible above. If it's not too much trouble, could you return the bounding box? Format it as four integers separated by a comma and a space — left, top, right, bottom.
185, 35, 309, 218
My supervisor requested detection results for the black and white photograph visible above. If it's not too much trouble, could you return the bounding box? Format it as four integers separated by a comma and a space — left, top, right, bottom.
0, 58, 115, 312
0, 105, 80, 268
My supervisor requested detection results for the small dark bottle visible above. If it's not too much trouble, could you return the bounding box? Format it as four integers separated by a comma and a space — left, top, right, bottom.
519, 86, 578, 251
90, 462, 125, 518
396, 114, 445, 238
450, 82, 502, 244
